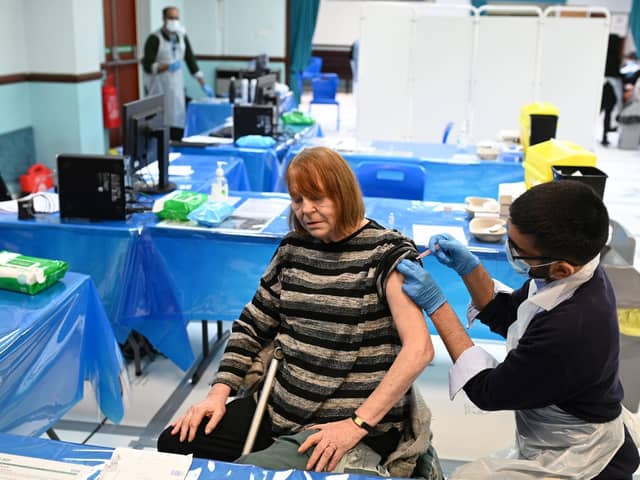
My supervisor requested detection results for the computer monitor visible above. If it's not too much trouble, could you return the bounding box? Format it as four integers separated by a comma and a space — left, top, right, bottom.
122, 94, 175, 194
233, 105, 277, 140
254, 73, 277, 106
57, 154, 126, 220
253, 54, 270, 75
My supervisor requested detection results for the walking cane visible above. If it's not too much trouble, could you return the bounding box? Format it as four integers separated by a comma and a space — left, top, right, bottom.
241, 346, 284, 455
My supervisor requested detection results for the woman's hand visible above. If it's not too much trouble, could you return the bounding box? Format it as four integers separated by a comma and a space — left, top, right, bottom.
298, 418, 368, 472
170, 384, 230, 442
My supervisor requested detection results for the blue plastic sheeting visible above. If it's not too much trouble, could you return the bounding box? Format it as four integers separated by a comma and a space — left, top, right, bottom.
0, 273, 124, 436
280, 141, 524, 202
0, 433, 392, 480
0, 157, 246, 373
174, 143, 288, 192
171, 154, 251, 193
184, 95, 298, 138
139, 193, 525, 342
173, 123, 322, 192
0, 212, 145, 342
184, 100, 232, 137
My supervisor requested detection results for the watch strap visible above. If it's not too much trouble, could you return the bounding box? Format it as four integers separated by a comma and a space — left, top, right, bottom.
351, 413, 375, 434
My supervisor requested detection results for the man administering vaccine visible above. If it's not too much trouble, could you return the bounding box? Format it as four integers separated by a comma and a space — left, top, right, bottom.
397, 181, 640, 479
142, 6, 213, 139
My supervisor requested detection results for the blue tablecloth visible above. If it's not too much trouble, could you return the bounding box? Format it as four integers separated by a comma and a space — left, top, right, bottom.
184, 100, 232, 137
171, 153, 250, 193
184, 94, 298, 138
174, 123, 321, 192
280, 140, 524, 202
0, 213, 145, 342
0, 433, 394, 480
138, 193, 525, 343
0, 157, 248, 356
0, 272, 124, 436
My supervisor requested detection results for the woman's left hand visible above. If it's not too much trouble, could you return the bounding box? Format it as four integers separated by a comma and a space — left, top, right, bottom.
298, 418, 368, 472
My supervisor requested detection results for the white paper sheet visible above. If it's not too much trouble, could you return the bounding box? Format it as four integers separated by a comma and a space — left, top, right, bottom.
412, 224, 468, 246
213, 197, 290, 234
0, 453, 94, 479
99, 448, 192, 480
181, 135, 234, 145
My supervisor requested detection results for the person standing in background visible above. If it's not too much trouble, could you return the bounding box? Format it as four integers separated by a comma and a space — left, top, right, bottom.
601, 34, 623, 146
141, 6, 213, 140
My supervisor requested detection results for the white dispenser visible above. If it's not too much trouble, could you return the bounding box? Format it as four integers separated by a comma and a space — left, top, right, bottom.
211, 161, 229, 201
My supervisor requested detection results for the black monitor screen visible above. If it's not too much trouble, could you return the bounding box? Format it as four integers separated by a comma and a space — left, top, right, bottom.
254, 73, 277, 106
57, 154, 126, 220
122, 94, 175, 194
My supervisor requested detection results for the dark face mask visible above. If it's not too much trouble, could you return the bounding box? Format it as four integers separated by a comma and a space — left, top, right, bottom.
527, 263, 553, 281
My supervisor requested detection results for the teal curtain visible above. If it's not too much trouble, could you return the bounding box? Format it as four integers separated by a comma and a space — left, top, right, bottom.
289, 0, 320, 105
632, 0, 640, 54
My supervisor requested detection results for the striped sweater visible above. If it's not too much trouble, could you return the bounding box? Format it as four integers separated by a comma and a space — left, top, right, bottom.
214, 220, 419, 435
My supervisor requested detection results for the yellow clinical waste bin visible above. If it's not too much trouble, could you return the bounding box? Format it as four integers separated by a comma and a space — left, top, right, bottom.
522, 139, 597, 189
520, 102, 559, 155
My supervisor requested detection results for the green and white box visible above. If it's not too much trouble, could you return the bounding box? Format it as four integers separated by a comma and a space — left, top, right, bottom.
0, 251, 69, 295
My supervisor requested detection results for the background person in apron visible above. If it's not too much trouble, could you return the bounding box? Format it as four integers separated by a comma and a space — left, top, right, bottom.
397, 181, 640, 479
141, 6, 213, 140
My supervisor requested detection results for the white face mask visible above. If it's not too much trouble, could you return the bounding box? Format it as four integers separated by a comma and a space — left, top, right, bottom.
165, 19, 182, 33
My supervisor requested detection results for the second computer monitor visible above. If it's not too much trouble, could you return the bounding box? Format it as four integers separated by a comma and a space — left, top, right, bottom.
122, 94, 175, 194
254, 73, 277, 106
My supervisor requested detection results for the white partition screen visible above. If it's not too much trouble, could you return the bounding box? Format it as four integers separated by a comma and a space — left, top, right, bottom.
473, 14, 541, 141
356, 3, 414, 142
410, 8, 475, 142
355, 3, 610, 148
539, 13, 609, 148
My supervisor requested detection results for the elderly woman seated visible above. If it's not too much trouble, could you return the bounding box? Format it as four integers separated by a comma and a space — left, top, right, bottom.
158, 146, 442, 478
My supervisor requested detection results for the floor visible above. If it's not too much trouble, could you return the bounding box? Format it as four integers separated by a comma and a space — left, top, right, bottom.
50, 91, 640, 478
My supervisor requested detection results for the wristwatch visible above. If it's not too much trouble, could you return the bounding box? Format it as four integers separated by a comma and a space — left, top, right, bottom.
351, 413, 375, 435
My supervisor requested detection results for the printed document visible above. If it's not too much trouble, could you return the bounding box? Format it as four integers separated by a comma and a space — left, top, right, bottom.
99, 447, 192, 480
0, 453, 94, 480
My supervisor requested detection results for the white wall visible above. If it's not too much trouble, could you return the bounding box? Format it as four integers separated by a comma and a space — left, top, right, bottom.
24, 0, 77, 73
567, 0, 630, 12
0, 0, 28, 75
313, 0, 362, 46
138, 0, 285, 57
183, 0, 221, 55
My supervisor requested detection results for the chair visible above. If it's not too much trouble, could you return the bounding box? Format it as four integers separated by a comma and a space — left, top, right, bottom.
442, 121, 454, 144
309, 73, 340, 131
602, 219, 636, 266
297, 56, 323, 94
354, 161, 427, 200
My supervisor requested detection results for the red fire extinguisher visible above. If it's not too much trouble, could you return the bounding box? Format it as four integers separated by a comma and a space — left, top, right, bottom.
102, 74, 121, 129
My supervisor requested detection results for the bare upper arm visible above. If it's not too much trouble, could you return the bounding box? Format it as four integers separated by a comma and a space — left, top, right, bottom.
385, 270, 433, 355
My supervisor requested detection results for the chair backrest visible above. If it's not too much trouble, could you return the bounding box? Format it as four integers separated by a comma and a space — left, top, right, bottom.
311, 73, 339, 103
354, 161, 426, 200
602, 219, 637, 266
304, 56, 323, 76
442, 121, 454, 144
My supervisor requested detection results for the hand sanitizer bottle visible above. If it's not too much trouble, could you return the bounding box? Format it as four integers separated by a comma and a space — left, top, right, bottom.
211, 161, 228, 201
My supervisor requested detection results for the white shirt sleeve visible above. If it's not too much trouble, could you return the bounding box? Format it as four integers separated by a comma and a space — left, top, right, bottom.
466, 278, 514, 328
448, 345, 499, 400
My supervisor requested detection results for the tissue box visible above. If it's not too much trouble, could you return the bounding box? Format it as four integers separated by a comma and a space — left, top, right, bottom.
0, 251, 69, 295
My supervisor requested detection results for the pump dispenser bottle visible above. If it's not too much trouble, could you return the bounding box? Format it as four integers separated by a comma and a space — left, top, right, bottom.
211, 161, 229, 201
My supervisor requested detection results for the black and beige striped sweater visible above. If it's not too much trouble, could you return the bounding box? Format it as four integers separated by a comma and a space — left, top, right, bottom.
214, 219, 419, 436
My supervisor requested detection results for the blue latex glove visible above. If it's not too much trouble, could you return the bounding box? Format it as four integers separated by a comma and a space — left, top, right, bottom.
202, 83, 213, 97
168, 60, 181, 72
397, 260, 447, 315
428, 233, 480, 276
